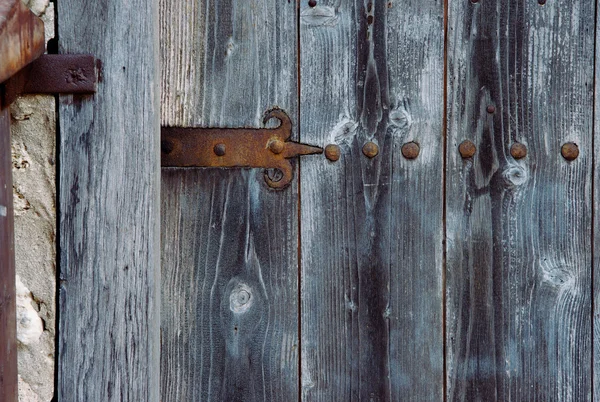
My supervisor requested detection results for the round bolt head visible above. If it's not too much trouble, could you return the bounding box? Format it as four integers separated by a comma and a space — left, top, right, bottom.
510, 143, 527, 159
214, 143, 226, 156
269, 139, 285, 154
486, 105, 496, 114
308, 0, 317, 6
561, 142, 579, 161
324, 144, 341, 162
458, 140, 476, 158
401, 142, 420, 159
362, 141, 379, 158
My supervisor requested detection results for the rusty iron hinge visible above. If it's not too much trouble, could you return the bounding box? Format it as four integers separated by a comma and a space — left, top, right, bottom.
1, 54, 97, 107
161, 108, 322, 189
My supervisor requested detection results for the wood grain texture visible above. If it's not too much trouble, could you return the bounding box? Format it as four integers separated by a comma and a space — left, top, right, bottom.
0, 106, 17, 402
299, 1, 444, 400
57, 0, 160, 400
159, 1, 299, 400
446, 1, 593, 400
594, 1, 600, 398
0, 0, 45, 83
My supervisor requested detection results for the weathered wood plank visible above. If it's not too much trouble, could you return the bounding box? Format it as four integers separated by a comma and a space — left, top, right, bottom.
0, 0, 45, 83
299, 1, 444, 400
446, 1, 593, 400
159, 1, 299, 400
0, 105, 17, 402
57, 1, 160, 400
594, 1, 600, 398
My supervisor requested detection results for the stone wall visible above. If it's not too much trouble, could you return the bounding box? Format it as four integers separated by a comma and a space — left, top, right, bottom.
11, 1, 56, 400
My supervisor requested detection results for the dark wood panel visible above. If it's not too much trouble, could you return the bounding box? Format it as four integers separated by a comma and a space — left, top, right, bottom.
446, 1, 593, 400
159, 1, 299, 400
57, 0, 161, 400
299, 1, 444, 400
0, 105, 17, 402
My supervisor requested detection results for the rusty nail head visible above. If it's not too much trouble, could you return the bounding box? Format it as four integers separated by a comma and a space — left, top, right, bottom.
214, 143, 226, 156
269, 139, 285, 154
487, 105, 495, 114
510, 143, 527, 159
308, 0, 317, 6
401, 142, 420, 159
459, 140, 476, 158
325, 144, 341, 162
363, 142, 379, 158
561, 142, 579, 161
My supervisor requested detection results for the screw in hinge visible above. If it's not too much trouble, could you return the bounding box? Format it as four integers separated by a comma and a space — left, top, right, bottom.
161, 139, 175, 155
269, 139, 285, 154
214, 143, 226, 156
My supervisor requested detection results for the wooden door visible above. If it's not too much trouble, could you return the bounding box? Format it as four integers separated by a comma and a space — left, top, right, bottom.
299, 1, 443, 400
446, 0, 593, 400
158, 0, 594, 401
160, 2, 300, 400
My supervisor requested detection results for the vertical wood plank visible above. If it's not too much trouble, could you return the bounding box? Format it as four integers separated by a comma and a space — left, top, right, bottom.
0, 105, 17, 402
300, 1, 445, 400
594, 0, 600, 397
446, 0, 593, 400
57, 1, 161, 400
159, 1, 299, 400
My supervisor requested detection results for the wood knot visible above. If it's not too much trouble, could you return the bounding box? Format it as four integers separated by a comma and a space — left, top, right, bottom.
229, 284, 253, 314
501, 166, 528, 189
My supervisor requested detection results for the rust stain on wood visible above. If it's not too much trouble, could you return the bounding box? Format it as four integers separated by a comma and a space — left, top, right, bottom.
0, 0, 45, 84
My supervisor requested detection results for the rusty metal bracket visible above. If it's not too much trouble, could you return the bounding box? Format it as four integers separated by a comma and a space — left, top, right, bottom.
2, 54, 97, 107
161, 108, 322, 189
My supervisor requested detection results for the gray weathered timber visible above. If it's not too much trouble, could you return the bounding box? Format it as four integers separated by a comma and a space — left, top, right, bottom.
446, 1, 593, 400
300, 1, 444, 400
159, 1, 299, 400
595, 1, 600, 398
57, 0, 160, 400
0, 105, 17, 402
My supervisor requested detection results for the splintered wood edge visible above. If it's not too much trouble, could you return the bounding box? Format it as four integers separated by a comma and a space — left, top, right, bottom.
0, 0, 45, 84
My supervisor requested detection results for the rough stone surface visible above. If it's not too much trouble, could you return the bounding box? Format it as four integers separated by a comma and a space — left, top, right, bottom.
11, 2, 56, 400
15, 275, 44, 345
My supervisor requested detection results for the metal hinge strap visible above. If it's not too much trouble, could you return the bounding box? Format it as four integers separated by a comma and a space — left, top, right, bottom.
161, 108, 322, 189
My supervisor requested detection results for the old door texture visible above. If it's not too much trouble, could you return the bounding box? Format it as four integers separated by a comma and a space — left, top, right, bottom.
158, 0, 595, 401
